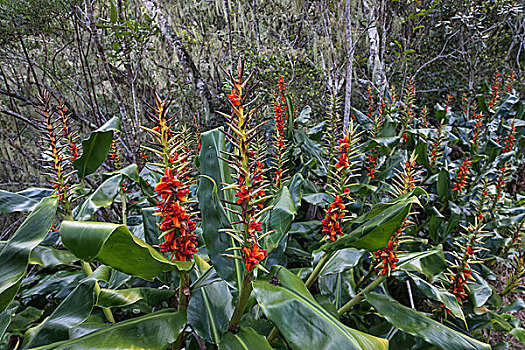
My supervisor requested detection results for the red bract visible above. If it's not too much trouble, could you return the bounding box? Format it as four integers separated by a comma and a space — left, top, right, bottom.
242, 245, 268, 271
322, 195, 346, 241
453, 157, 471, 192
375, 235, 399, 275
228, 89, 242, 106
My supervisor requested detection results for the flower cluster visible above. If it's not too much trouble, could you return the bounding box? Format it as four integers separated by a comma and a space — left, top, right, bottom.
322, 195, 346, 241
449, 265, 473, 300
242, 244, 267, 272
472, 112, 483, 149
143, 92, 198, 261
448, 221, 490, 301
36, 92, 74, 213
323, 124, 359, 242
272, 77, 289, 189
452, 157, 471, 192
57, 100, 79, 162
503, 120, 516, 153
217, 59, 270, 273
489, 71, 501, 108
154, 167, 197, 261
274, 101, 286, 149
375, 235, 399, 275
495, 166, 506, 201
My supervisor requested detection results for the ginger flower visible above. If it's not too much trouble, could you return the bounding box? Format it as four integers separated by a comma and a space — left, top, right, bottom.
242, 245, 268, 272
374, 234, 400, 275
227, 90, 242, 106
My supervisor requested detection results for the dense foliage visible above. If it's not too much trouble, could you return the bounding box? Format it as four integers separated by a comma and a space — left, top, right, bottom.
0, 60, 524, 349
0, 0, 524, 349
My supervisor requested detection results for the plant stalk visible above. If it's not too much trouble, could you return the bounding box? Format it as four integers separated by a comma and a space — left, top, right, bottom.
228, 272, 254, 329
338, 274, 387, 316
305, 252, 331, 288
81, 261, 115, 323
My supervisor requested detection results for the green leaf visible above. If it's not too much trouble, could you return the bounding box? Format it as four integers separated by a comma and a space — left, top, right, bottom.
73, 174, 122, 220
60, 221, 192, 280
0, 197, 58, 312
27, 310, 186, 350
188, 256, 233, 344
285, 95, 294, 139
365, 292, 490, 350
510, 328, 525, 344
198, 128, 243, 289
0, 190, 37, 213
24, 278, 96, 349
218, 327, 272, 350
109, 2, 117, 22
321, 195, 420, 253
397, 245, 448, 278
253, 266, 388, 350
261, 186, 296, 254
0, 243, 78, 268
407, 273, 464, 321
0, 302, 17, 339
73, 117, 122, 180
96, 287, 175, 309
437, 169, 450, 200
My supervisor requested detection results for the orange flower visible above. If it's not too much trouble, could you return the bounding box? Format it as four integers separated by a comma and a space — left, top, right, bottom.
227, 90, 241, 106
452, 157, 471, 192
242, 244, 267, 271
374, 235, 399, 275
235, 185, 251, 204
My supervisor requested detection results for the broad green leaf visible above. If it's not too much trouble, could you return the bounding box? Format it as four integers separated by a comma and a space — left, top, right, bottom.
294, 130, 328, 177
365, 292, 490, 350
188, 256, 233, 344
407, 272, 464, 321
73, 117, 122, 180
253, 266, 389, 350
96, 287, 175, 309
60, 221, 192, 280
0, 190, 38, 213
318, 248, 365, 276
397, 245, 448, 279
261, 186, 296, 254
0, 243, 78, 268
0, 188, 53, 213
198, 128, 243, 289
74, 174, 122, 220
27, 310, 186, 350
24, 278, 96, 349
0, 302, 18, 339
437, 169, 450, 200
321, 195, 420, 253
0, 197, 58, 312
141, 207, 161, 247
469, 274, 492, 308
285, 95, 295, 139
219, 327, 272, 350
510, 328, 525, 344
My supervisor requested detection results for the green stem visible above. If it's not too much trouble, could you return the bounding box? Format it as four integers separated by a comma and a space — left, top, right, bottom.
228, 272, 254, 329
338, 274, 387, 316
267, 327, 280, 343
178, 272, 190, 311
81, 261, 115, 323
305, 252, 331, 288
121, 189, 127, 226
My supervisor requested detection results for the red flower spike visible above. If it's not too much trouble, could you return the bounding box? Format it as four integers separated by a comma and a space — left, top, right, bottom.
242, 245, 268, 271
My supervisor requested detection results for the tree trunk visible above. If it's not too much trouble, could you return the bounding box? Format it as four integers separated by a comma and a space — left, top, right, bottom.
363, 0, 387, 96
343, 0, 354, 131
142, 0, 218, 128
